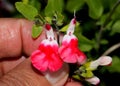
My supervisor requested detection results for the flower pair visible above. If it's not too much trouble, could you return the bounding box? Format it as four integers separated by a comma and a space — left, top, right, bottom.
30, 18, 86, 72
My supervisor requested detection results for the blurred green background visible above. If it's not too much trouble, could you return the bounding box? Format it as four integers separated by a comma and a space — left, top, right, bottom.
0, 0, 120, 86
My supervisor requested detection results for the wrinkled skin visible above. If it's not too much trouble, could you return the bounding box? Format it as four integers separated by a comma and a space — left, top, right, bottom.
0, 18, 82, 86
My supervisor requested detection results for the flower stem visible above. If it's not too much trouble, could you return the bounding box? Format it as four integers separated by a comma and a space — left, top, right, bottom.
102, 42, 120, 56
38, 14, 46, 24
97, 0, 120, 50
54, 24, 60, 44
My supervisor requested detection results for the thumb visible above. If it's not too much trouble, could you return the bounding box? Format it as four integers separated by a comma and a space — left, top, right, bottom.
0, 58, 51, 86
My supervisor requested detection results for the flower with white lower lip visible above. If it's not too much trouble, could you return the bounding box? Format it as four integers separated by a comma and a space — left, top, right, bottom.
59, 18, 86, 64
31, 24, 63, 72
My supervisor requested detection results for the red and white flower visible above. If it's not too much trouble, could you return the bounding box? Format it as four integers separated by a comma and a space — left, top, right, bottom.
31, 24, 63, 72
59, 18, 86, 64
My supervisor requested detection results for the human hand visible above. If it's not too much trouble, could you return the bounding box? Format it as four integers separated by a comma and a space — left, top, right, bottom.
0, 18, 82, 86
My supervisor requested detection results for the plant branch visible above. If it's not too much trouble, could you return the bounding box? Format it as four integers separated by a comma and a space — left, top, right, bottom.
103, 0, 120, 27
97, 0, 120, 50
102, 42, 120, 56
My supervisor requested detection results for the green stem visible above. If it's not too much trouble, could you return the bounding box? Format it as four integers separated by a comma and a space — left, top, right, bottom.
54, 24, 60, 44
97, 0, 120, 50
38, 14, 46, 24
102, 42, 120, 56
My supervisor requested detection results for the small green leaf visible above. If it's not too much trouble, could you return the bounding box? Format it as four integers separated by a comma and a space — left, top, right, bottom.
107, 56, 120, 73
81, 70, 94, 78
100, 39, 109, 45
22, 0, 29, 4
45, 0, 64, 17
96, 13, 108, 26
85, 0, 103, 19
32, 24, 43, 38
77, 34, 93, 45
75, 25, 94, 52
77, 34, 94, 52
66, 0, 85, 13
84, 62, 96, 71
59, 24, 69, 32
111, 20, 120, 35
112, 5, 120, 20
72, 75, 81, 80
15, 2, 38, 20
45, 17, 52, 24
60, 22, 80, 32
56, 13, 64, 26
29, 0, 41, 11
79, 44, 93, 52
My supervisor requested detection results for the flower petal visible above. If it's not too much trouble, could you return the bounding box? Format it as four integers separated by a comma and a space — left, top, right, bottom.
31, 50, 48, 71
59, 46, 77, 63
48, 53, 63, 72
98, 56, 112, 66
67, 18, 76, 35
31, 39, 63, 72
59, 35, 86, 64
85, 76, 100, 85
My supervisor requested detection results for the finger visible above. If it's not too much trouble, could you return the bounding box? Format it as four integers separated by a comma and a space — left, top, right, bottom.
0, 18, 45, 59
0, 18, 44, 76
0, 58, 51, 86
0, 56, 26, 76
0, 18, 23, 59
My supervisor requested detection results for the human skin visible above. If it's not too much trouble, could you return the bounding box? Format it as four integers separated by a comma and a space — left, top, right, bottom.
0, 18, 82, 86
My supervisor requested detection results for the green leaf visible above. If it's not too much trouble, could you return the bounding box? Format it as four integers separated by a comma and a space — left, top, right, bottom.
45, 0, 64, 17
75, 30, 94, 52
45, 17, 52, 24
22, 0, 29, 4
79, 44, 93, 52
60, 22, 80, 32
107, 56, 120, 73
81, 70, 94, 78
111, 20, 120, 35
96, 13, 108, 26
77, 34, 93, 45
56, 13, 64, 26
29, 0, 41, 11
60, 24, 69, 32
15, 2, 38, 20
32, 24, 43, 38
101, 0, 117, 10
85, 0, 103, 19
66, 0, 85, 13
72, 75, 81, 80
112, 5, 120, 20
100, 39, 109, 45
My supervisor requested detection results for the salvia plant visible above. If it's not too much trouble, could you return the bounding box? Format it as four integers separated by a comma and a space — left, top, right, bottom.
15, 0, 120, 86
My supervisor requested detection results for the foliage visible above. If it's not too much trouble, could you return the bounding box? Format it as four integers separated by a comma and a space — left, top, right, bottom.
14, 0, 120, 85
